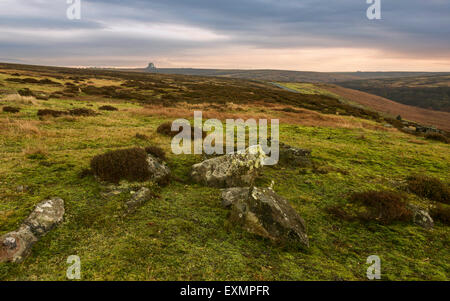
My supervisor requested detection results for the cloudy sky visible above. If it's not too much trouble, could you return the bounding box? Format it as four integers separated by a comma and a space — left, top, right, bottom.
0, 0, 449, 71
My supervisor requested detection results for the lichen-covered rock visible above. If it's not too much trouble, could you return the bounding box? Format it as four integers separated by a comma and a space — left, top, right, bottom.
191, 145, 266, 188
126, 187, 154, 213
0, 225, 37, 263
221, 187, 250, 208
147, 155, 171, 183
226, 186, 309, 247
24, 198, 65, 236
408, 204, 434, 229
0, 198, 65, 263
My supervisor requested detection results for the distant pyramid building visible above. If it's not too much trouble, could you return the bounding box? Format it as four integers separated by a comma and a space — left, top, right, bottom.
146, 62, 156, 70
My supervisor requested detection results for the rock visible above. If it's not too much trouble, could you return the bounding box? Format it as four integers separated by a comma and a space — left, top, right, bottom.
408, 204, 434, 229
225, 186, 309, 247
147, 155, 170, 183
0, 225, 37, 263
24, 198, 65, 237
0, 198, 65, 263
221, 187, 250, 208
191, 145, 266, 188
126, 187, 154, 213
278, 142, 312, 167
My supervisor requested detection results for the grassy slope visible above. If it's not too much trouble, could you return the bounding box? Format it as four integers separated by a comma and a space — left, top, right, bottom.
337, 75, 450, 112
0, 67, 449, 281
319, 84, 450, 132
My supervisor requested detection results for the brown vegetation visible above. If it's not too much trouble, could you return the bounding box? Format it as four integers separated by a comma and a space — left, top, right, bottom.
407, 175, 450, 204
2, 106, 20, 113
90, 147, 151, 183
425, 132, 449, 144
145, 145, 166, 161
99, 105, 118, 111
430, 204, 450, 225
349, 190, 412, 224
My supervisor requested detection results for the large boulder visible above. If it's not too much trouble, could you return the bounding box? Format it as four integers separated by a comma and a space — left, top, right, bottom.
0, 198, 65, 263
191, 145, 266, 188
223, 186, 309, 247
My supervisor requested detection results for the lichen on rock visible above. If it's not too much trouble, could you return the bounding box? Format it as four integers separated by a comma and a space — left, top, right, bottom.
191, 145, 266, 188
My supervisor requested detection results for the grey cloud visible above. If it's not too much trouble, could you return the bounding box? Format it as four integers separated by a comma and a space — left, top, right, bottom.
0, 0, 449, 66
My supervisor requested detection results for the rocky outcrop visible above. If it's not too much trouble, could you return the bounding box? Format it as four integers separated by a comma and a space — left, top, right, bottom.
222, 186, 309, 247
147, 155, 171, 183
408, 204, 434, 229
191, 145, 266, 188
0, 198, 65, 263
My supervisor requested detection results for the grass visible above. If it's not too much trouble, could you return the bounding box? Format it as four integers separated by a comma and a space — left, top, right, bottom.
0, 64, 449, 281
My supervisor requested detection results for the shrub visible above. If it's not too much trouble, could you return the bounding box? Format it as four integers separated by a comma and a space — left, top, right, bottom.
37, 109, 67, 117
430, 204, 450, 225
425, 133, 449, 144
349, 190, 412, 224
135, 133, 149, 140
157, 121, 206, 139
69, 108, 97, 116
407, 175, 450, 204
156, 122, 174, 136
90, 148, 151, 183
2, 106, 20, 113
145, 145, 166, 161
17, 88, 34, 97
325, 205, 355, 221
99, 105, 118, 111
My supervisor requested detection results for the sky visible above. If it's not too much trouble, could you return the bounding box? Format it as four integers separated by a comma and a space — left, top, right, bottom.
0, 0, 449, 72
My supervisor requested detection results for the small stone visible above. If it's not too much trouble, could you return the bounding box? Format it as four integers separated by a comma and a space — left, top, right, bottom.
126, 187, 154, 213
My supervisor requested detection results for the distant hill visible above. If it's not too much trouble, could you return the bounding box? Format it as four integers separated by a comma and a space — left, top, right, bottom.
338, 75, 450, 112
318, 84, 450, 131
138, 67, 450, 83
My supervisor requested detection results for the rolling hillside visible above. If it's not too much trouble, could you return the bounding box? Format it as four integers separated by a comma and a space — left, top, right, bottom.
139, 67, 450, 83
319, 84, 450, 132
0, 63, 449, 281
338, 75, 450, 112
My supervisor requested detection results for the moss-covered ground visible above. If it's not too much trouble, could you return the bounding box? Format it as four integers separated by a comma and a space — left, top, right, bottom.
0, 65, 449, 280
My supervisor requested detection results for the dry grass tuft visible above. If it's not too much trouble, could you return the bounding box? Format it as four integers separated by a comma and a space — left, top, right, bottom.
23, 146, 48, 159
2, 93, 37, 105
91, 147, 151, 183
2, 106, 20, 113
349, 190, 412, 224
